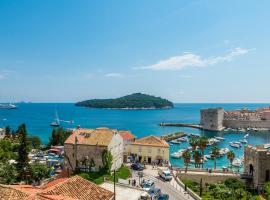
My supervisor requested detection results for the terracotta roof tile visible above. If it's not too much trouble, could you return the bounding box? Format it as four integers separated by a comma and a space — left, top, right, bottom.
0, 176, 113, 200
64, 128, 118, 146
131, 135, 169, 148
118, 130, 136, 141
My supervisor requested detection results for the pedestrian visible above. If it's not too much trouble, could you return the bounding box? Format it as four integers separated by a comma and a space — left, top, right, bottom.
128, 179, 131, 185
134, 179, 136, 186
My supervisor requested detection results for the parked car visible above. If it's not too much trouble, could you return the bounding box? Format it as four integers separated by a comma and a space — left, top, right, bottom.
148, 188, 161, 199
139, 192, 151, 200
158, 169, 172, 181
157, 193, 169, 200
131, 163, 144, 171
142, 180, 155, 192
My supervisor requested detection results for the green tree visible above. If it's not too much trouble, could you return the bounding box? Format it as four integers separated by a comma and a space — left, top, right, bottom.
5, 126, 11, 138
48, 128, 72, 147
198, 136, 208, 168
0, 162, 18, 184
16, 124, 30, 181
102, 149, 113, 173
30, 162, 50, 183
189, 137, 198, 151
211, 146, 220, 169
182, 150, 191, 173
193, 150, 201, 168
28, 136, 41, 149
265, 182, 270, 200
227, 151, 235, 171
0, 139, 16, 161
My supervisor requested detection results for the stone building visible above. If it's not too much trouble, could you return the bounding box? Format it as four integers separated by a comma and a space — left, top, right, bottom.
64, 127, 123, 172
118, 130, 136, 162
200, 108, 224, 131
244, 144, 270, 189
127, 135, 169, 164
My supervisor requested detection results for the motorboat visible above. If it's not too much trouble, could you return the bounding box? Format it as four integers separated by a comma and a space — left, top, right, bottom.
232, 158, 242, 167
177, 137, 187, 142
189, 133, 200, 138
214, 136, 225, 140
170, 139, 181, 144
170, 152, 182, 158
239, 139, 248, 144
219, 148, 230, 155
230, 142, 241, 148
207, 138, 220, 146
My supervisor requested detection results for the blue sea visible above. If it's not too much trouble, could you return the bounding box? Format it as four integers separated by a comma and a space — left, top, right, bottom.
1, 103, 270, 169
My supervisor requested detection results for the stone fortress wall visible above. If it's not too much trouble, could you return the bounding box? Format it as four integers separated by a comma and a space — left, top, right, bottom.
224, 119, 270, 129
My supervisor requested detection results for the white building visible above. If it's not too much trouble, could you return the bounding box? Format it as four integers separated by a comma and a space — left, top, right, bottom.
64, 127, 124, 172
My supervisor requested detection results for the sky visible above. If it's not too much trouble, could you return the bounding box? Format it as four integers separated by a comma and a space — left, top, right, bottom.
0, 0, 270, 103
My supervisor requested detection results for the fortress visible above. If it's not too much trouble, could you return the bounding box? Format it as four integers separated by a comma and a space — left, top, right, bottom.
200, 107, 270, 131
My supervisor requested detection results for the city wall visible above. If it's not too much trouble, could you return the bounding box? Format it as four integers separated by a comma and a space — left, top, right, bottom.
179, 172, 241, 185
223, 120, 270, 129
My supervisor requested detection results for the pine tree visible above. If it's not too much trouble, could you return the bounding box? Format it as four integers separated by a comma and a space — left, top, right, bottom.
16, 124, 30, 181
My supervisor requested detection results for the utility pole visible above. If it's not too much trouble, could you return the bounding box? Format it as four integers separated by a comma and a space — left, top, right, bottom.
114, 169, 116, 200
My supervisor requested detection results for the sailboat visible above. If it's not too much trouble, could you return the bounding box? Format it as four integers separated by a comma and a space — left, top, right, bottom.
50, 110, 60, 127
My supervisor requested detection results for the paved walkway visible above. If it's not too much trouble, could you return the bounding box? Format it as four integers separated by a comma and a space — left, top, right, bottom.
129, 165, 195, 200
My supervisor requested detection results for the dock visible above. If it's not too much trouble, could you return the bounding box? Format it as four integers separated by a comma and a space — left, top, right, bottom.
161, 132, 187, 142
160, 122, 203, 130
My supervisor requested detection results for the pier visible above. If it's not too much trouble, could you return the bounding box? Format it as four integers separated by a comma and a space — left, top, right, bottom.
161, 132, 187, 142
160, 122, 203, 130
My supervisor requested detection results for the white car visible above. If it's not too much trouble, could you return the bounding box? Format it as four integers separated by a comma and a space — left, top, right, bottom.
142, 180, 155, 192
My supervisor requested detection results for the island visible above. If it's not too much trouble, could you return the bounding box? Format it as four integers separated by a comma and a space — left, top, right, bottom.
75, 93, 174, 109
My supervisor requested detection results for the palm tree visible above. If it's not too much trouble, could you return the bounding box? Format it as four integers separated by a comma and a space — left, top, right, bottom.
227, 150, 235, 171
198, 136, 208, 168
211, 146, 220, 169
182, 150, 191, 173
193, 150, 201, 168
189, 137, 198, 151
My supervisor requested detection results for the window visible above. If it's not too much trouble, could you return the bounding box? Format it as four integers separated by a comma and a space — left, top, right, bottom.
157, 149, 161, 154
148, 148, 152, 153
138, 146, 142, 153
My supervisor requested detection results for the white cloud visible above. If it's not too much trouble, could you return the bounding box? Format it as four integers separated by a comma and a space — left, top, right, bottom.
0, 70, 15, 80
136, 47, 250, 71
104, 73, 124, 78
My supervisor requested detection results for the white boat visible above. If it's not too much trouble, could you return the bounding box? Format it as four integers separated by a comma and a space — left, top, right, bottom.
219, 148, 230, 155
207, 138, 220, 146
230, 142, 241, 148
0, 103, 17, 109
234, 141, 242, 145
50, 110, 60, 127
232, 158, 242, 167
205, 155, 211, 159
189, 133, 200, 138
177, 137, 187, 142
170, 152, 182, 158
170, 139, 181, 144
239, 139, 248, 144
214, 136, 225, 140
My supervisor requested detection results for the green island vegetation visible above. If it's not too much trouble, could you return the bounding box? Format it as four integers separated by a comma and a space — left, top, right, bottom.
78, 150, 131, 184
75, 93, 174, 109
161, 132, 186, 142
0, 124, 50, 184
182, 178, 260, 200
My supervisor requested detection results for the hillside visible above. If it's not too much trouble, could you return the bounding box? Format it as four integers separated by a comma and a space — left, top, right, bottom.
75, 93, 174, 109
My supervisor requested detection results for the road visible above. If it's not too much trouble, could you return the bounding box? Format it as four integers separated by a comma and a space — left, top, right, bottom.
131, 167, 194, 200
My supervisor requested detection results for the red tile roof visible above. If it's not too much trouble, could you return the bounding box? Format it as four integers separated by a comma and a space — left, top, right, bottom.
131, 135, 169, 148
0, 176, 113, 200
118, 130, 136, 141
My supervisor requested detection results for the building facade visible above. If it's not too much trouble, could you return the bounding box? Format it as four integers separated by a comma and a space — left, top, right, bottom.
64, 127, 123, 172
200, 108, 224, 131
244, 144, 270, 189
127, 135, 169, 164
118, 130, 136, 162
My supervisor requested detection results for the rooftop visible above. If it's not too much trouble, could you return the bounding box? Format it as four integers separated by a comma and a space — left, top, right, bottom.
64, 127, 119, 146
0, 176, 114, 200
131, 135, 169, 148
118, 130, 136, 141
